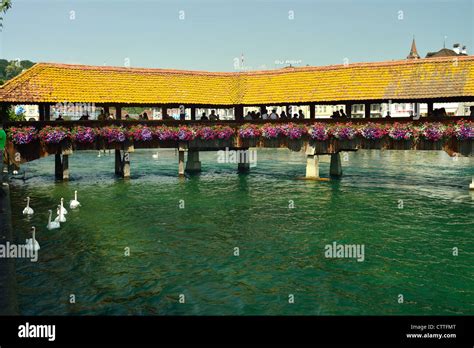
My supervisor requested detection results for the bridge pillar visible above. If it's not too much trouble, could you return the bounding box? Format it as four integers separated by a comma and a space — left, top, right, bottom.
330, 153, 342, 177
237, 148, 250, 173
115, 149, 122, 176
185, 149, 201, 173
54, 153, 69, 180
178, 150, 185, 176
305, 155, 319, 179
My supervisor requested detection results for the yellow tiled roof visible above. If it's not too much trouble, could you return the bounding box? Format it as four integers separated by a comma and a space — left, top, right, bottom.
1, 56, 473, 105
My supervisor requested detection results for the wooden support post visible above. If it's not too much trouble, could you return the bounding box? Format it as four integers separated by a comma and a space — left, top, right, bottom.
185, 149, 201, 172
330, 153, 342, 177
115, 149, 122, 176
345, 103, 352, 118
162, 106, 168, 119
310, 103, 316, 119
104, 106, 110, 115
122, 152, 130, 178
39, 104, 45, 121
178, 150, 185, 176
0, 103, 9, 124
116, 106, 122, 120
364, 103, 371, 118
234, 105, 244, 121
237, 147, 250, 173
44, 104, 51, 121
427, 102, 434, 117
55, 153, 62, 179
191, 107, 196, 121
62, 154, 69, 180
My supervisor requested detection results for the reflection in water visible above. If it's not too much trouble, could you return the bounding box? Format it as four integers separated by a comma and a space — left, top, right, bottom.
8, 149, 474, 315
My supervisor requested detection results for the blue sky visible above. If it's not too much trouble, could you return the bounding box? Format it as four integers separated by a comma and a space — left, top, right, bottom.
1, 0, 472, 71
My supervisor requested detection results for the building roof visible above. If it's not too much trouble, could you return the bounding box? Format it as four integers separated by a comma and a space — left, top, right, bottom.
426, 48, 468, 58
407, 38, 420, 59
1, 56, 474, 106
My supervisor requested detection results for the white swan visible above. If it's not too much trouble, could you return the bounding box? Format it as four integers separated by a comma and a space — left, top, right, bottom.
97, 150, 101, 158
55, 205, 67, 223
70, 190, 81, 209
47, 209, 61, 230
25, 226, 40, 252
152, 152, 159, 159
57, 197, 68, 215
22, 196, 34, 216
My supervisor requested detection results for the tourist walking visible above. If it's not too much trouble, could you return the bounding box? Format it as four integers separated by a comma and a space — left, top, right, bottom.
269, 109, 278, 120
210, 110, 219, 121
280, 110, 287, 119
201, 112, 209, 121
298, 110, 305, 119
340, 109, 347, 118
244, 111, 252, 120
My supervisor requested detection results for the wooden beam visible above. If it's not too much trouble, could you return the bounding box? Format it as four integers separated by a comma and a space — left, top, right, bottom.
116, 106, 122, 120
234, 105, 244, 120
309, 103, 316, 119
39, 104, 45, 121
364, 103, 371, 118
191, 107, 196, 121
427, 102, 434, 117
0, 103, 9, 124
345, 103, 352, 118
162, 106, 168, 119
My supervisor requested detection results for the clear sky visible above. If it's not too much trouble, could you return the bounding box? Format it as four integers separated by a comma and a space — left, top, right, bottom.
0, 0, 472, 71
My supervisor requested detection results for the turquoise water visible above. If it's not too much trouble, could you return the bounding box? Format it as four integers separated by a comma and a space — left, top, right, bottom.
8, 148, 474, 315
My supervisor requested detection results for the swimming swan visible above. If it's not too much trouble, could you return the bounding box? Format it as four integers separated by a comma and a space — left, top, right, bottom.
25, 226, 40, 252
69, 190, 81, 209
22, 196, 34, 216
47, 209, 61, 230
57, 198, 68, 215
55, 205, 67, 223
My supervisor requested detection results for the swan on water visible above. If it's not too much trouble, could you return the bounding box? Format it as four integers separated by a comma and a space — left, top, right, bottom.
69, 190, 81, 209
55, 205, 67, 223
152, 152, 159, 159
57, 197, 68, 215
22, 196, 34, 215
25, 226, 40, 252
47, 209, 61, 230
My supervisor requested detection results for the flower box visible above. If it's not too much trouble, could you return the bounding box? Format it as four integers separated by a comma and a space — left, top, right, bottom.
389, 139, 414, 150
287, 139, 304, 152
417, 139, 444, 151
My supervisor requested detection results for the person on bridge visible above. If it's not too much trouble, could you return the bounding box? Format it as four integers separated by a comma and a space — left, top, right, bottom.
201, 112, 209, 121
340, 109, 347, 118
298, 110, 305, 119
385, 111, 391, 118
56, 114, 64, 121
280, 110, 288, 119
244, 111, 252, 120
0, 124, 6, 185
269, 109, 279, 120
470, 106, 474, 118
209, 110, 219, 121
261, 108, 269, 120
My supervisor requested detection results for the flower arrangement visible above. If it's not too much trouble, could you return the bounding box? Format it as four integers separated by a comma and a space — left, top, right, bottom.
176, 126, 195, 141
238, 124, 261, 138
451, 120, 473, 140
329, 123, 357, 140
308, 123, 329, 141
418, 122, 446, 141
196, 126, 217, 140
8, 126, 38, 145
214, 125, 235, 140
99, 125, 127, 143
358, 123, 388, 140
388, 122, 416, 140
154, 126, 178, 141
261, 123, 282, 139
128, 125, 154, 142
279, 123, 307, 140
71, 126, 98, 144
38, 126, 71, 144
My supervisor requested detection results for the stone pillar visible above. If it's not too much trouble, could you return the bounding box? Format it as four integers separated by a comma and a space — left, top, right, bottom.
364, 103, 371, 118
115, 149, 122, 175
310, 103, 316, 119
191, 107, 196, 121
185, 149, 201, 172
178, 150, 185, 176
122, 152, 130, 178
305, 155, 319, 179
330, 153, 342, 176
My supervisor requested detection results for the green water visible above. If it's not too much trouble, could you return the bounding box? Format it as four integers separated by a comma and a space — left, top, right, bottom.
7, 149, 474, 315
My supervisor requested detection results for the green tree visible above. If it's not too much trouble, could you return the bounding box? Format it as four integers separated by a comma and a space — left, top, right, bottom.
5, 61, 22, 80
0, 0, 12, 29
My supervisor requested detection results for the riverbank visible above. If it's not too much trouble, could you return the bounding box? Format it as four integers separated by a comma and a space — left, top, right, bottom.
0, 172, 19, 315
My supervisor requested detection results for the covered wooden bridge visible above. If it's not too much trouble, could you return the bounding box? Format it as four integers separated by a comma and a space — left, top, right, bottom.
0, 56, 473, 182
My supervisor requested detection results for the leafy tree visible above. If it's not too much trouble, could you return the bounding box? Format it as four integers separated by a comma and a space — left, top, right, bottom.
0, 0, 12, 30
5, 61, 22, 80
